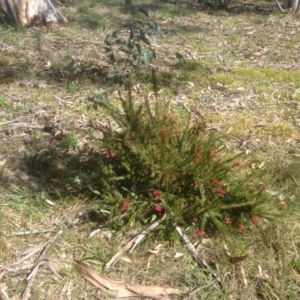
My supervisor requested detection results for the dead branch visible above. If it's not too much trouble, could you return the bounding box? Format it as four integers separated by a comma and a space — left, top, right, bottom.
174, 224, 221, 285
21, 229, 63, 300
12, 228, 57, 236
105, 214, 166, 271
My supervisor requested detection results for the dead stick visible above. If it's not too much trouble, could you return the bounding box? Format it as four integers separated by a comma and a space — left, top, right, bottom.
105, 237, 135, 271
12, 228, 57, 236
6, 262, 47, 277
21, 230, 63, 300
105, 214, 166, 271
174, 224, 221, 284
0, 289, 10, 300
183, 284, 212, 300
130, 213, 166, 253
0, 247, 42, 271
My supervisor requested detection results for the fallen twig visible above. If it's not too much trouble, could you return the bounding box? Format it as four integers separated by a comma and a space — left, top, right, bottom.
12, 228, 57, 236
0, 120, 18, 126
240, 265, 248, 287
0, 288, 10, 300
21, 230, 63, 300
105, 214, 166, 271
174, 224, 221, 285
53, 95, 74, 106
183, 283, 214, 300
5, 262, 47, 277
8, 123, 44, 129
0, 247, 42, 271
178, 102, 204, 120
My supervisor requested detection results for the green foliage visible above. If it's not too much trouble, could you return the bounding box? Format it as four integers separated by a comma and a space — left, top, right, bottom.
78, 87, 109, 110
58, 133, 79, 149
77, 4, 89, 14
45, 16, 191, 88
23, 152, 52, 175
102, 21, 161, 85
77, 80, 276, 239
0, 94, 12, 111
49, 20, 166, 86
67, 81, 79, 94
38, 4, 280, 240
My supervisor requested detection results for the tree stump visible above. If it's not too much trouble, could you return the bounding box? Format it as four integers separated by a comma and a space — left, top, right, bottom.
0, 0, 67, 27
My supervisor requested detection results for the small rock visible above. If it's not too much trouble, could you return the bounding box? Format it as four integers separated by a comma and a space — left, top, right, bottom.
44, 122, 54, 133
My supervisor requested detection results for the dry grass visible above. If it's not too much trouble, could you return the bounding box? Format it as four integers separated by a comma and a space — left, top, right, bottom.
1, 0, 300, 299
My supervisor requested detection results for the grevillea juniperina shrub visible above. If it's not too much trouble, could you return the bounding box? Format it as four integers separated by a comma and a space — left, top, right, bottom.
80, 86, 276, 239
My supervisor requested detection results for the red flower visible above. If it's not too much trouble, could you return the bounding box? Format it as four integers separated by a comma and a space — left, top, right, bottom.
280, 201, 286, 208
121, 206, 127, 212
213, 180, 222, 186
238, 224, 245, 231
226, 218, 232, 225
211, 147, 217, 152
153, 190, 160, 198
106, 152, 117, 158
194, 152, 202, 164
192, 217, 198, 222
123, 199, 130, 207
217, 189, 226, 197
236, 161, 242, 167
252, 216, 259, 223
197, 230, 205, 237
155, 205, 163, 212
198, 125, 205, 132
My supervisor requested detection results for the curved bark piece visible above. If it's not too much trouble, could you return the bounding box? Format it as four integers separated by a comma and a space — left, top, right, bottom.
0, 0, 67, 27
